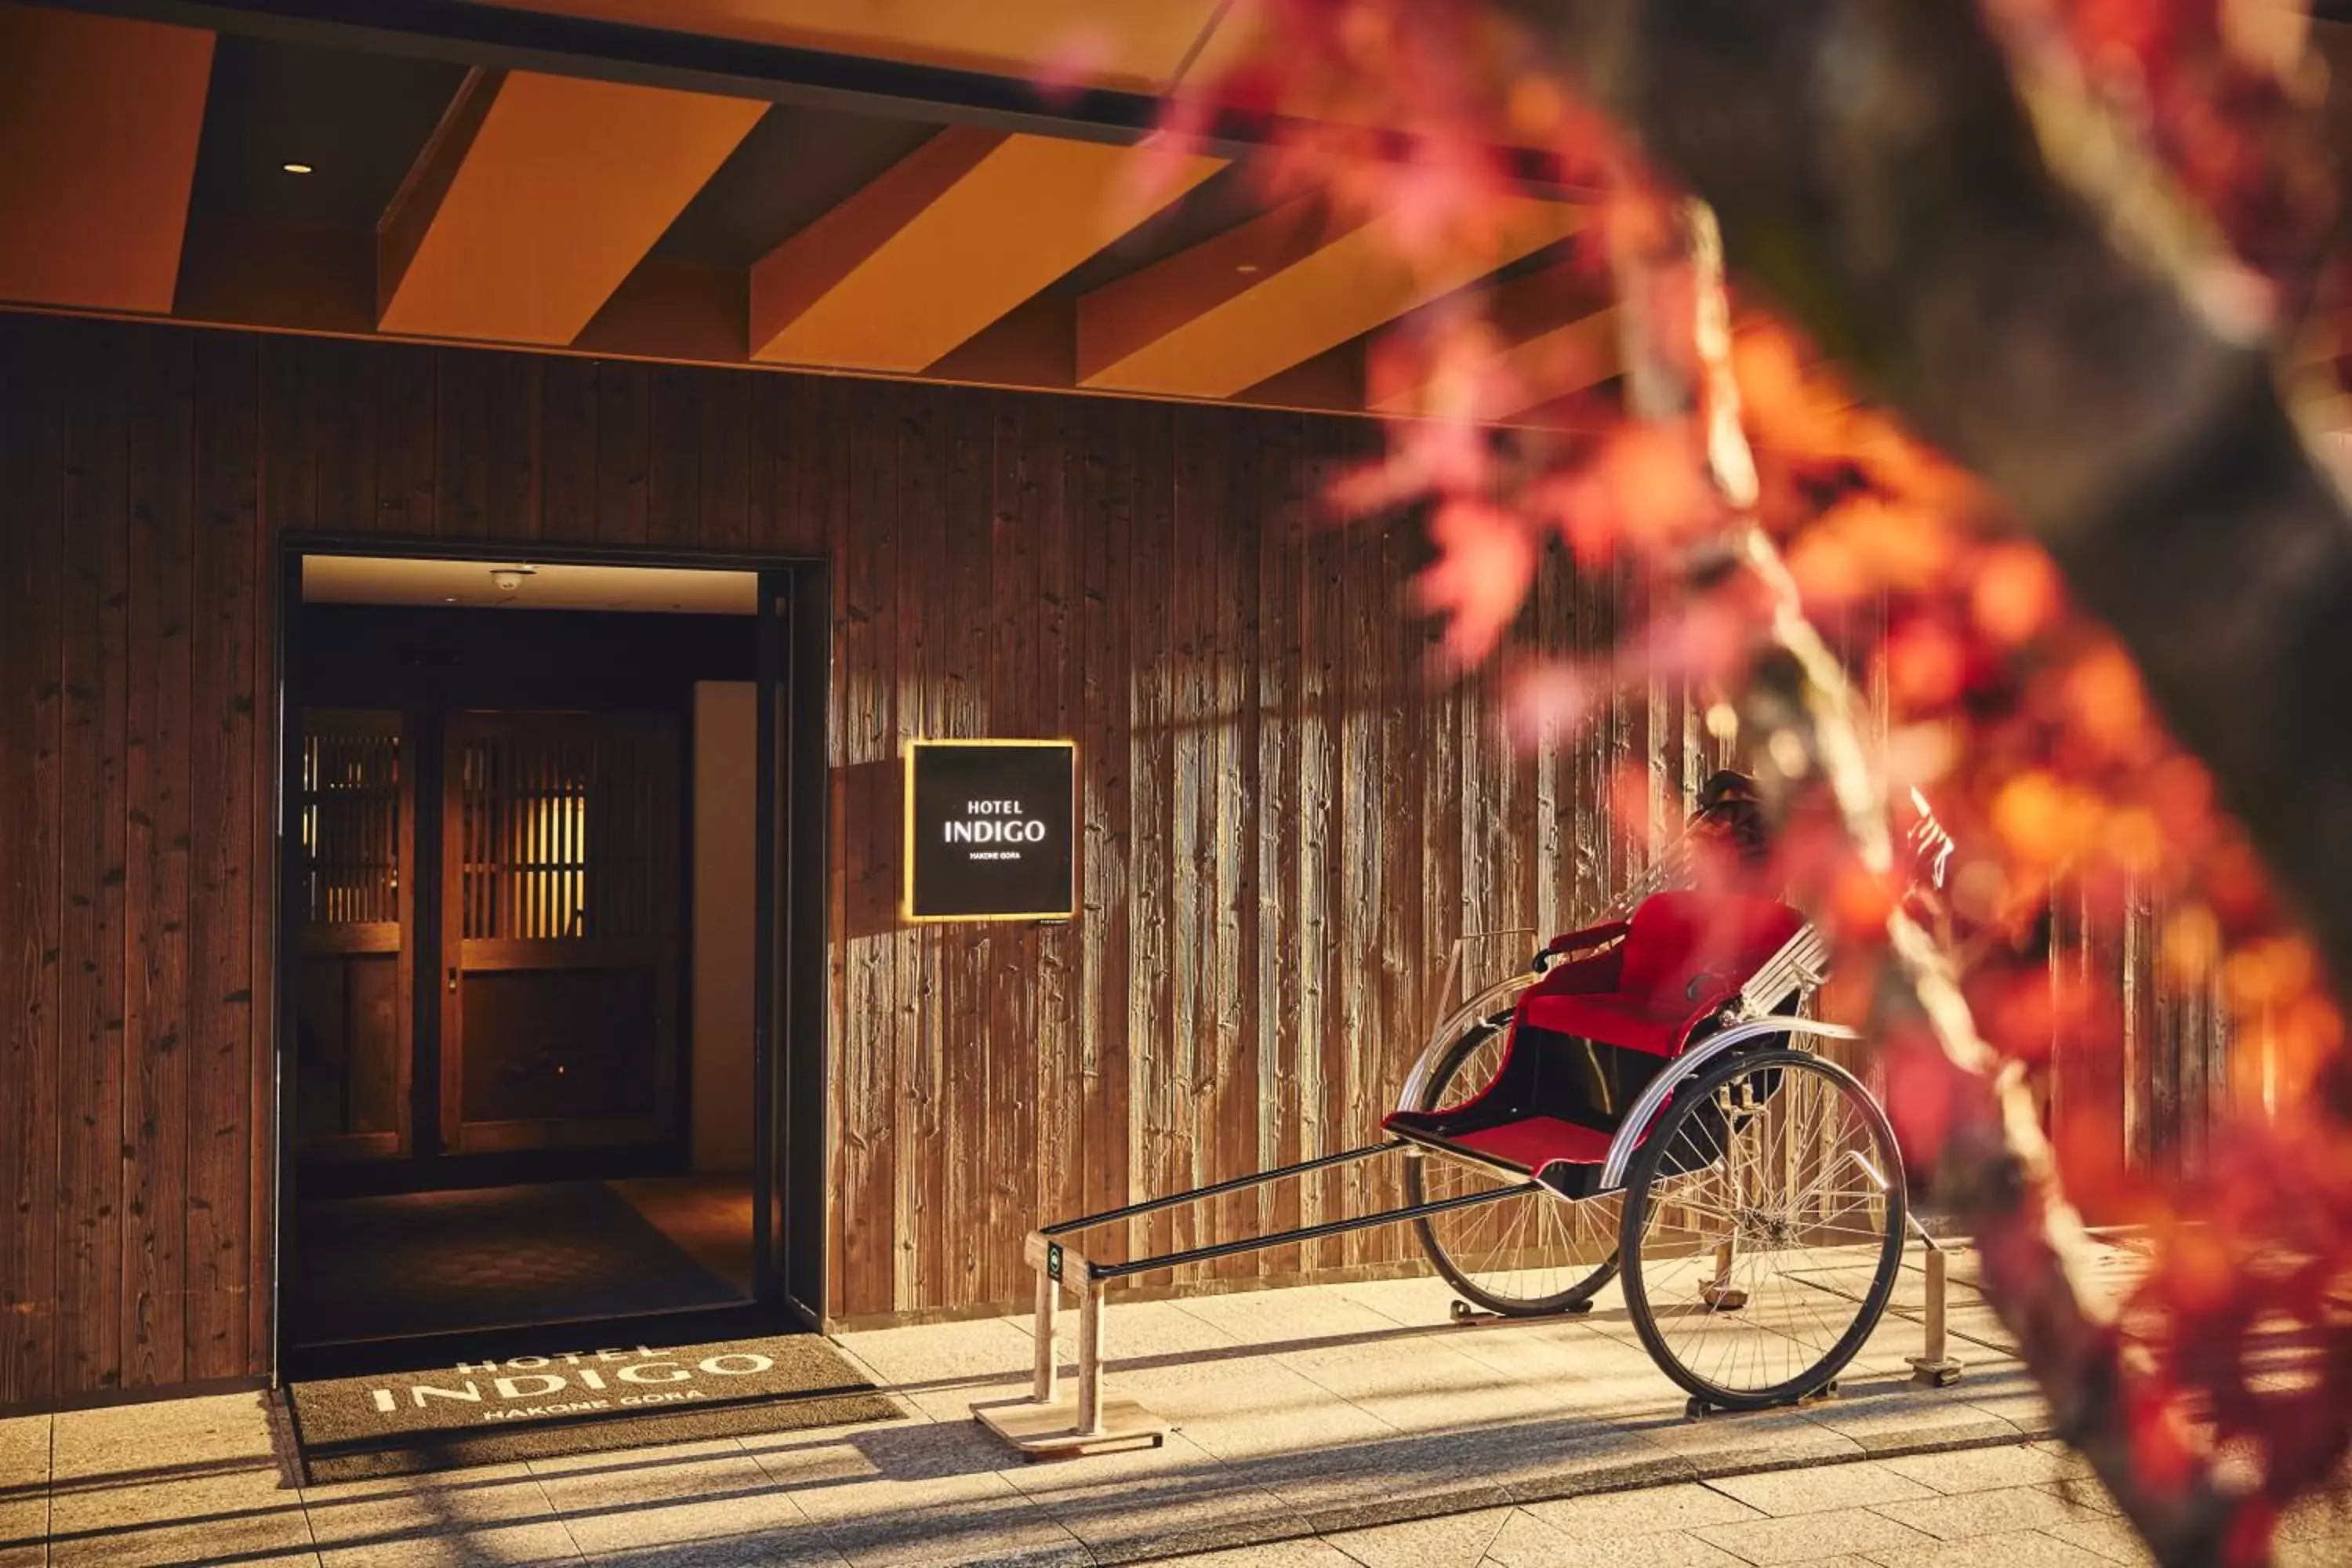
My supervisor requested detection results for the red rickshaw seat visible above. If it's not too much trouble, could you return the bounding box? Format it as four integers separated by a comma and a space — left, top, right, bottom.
1383, 891, 1806, 1185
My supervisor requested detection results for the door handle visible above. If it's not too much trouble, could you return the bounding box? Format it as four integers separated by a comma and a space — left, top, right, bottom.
447, 965, 459, 993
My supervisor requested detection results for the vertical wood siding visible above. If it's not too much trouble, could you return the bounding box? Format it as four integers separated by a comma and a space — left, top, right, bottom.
0, 312, 2234, 1404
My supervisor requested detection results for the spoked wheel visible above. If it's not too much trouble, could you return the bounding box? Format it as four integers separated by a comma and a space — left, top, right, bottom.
1620, 1047, 1905, 1410
1406, 1011, 1621, 1316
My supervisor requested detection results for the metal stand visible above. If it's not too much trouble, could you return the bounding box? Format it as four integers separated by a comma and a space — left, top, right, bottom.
1905, 1228, 1965, 1388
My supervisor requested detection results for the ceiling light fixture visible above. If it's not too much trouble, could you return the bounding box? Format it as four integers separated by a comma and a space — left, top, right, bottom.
281, 162, 314, 175
489, 564, 538, 593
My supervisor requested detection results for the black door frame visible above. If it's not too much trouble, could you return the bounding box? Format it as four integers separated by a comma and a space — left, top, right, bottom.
269, 535, 831, 1380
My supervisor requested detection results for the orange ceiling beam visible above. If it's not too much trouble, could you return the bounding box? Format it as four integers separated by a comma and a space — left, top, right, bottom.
377, 71, 765, 346
750, 127, 1225, 373
0, 5, 213, 314
1077, 194, 1585, 401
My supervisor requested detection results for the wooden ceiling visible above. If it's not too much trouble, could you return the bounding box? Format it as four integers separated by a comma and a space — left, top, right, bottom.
0, 0, 1621, 426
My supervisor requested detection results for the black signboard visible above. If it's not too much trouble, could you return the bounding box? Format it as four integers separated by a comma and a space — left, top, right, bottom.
903, 739, 1076, 922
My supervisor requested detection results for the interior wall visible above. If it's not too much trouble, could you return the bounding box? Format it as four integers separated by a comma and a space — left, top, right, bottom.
691, 680, 757, 1175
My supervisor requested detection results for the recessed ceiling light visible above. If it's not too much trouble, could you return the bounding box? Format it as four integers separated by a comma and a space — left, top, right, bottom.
282, 162, 314, 175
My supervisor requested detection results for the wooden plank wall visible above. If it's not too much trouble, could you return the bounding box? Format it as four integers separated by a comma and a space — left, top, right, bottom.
0, 310, 2233, 1405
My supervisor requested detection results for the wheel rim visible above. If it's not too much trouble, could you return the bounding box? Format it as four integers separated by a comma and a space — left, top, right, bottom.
1408, 1015, 1620, 1316
1622, 1049, 1904, 1406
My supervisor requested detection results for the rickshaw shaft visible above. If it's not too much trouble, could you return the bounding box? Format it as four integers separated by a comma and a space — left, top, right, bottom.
1040, 1139, 1410, 1239
1089, 1178, 1544, 1281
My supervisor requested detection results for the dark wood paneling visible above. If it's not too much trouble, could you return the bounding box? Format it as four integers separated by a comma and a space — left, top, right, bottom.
189, 334, 260, 1382
57, 325, 128, 1395
0, 313, 2236, 1405
0, 318, 64, 1405
122, 328, 194, 1392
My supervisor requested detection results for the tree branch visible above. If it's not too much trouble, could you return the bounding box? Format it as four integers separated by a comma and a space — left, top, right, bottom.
1611, 195, 2242, 1566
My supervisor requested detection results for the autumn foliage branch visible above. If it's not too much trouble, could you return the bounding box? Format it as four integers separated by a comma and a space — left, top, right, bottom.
1186, 2, 2352, 1563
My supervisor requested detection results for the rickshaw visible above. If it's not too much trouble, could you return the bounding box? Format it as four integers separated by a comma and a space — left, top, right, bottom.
981, 774, 1935, 1455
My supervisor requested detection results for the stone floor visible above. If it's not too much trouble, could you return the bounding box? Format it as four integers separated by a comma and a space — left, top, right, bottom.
4, 1253, 2342, 1567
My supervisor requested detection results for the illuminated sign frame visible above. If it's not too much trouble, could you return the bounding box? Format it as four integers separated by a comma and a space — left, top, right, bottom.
902, 738, 1078, 924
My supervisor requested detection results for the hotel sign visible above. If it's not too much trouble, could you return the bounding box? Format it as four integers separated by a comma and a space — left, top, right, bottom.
904, 739, 1076, 922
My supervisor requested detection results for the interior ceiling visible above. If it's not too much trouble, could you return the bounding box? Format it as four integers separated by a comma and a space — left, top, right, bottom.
303, 556, 760, 615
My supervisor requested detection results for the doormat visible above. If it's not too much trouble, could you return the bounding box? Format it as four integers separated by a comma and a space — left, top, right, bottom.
289, 1334, 901, 1482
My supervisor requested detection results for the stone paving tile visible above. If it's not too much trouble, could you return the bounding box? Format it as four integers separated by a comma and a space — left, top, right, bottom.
50, 1391, 281, 1483
742, 1423, 1087, 1568
0, 1420, 47, 1568
1156, 1537, 1363, 1567
1330, 1275, 1494, 1331
1793, 1386, 2020, 1457
1171, 1287, 1409, 1350
534, 1443, 822, 1560
1064, 1298, 1257, 1363
1859, 1526, 2114, 1567
1691, 1504, 1939, 1565
1270, 1334, 1571, 1439
1482, 1512, 1752, 1568
996, 1428, 1301, 1563
1867, 1483, 2096, 1542
578, 1536, 849, 1568
314, 1519, 584, 1568
1129, 1364, 1402, 1465
1942, 1390, 2053, 1439
1482, 1434, 1698, 1509
1519, 1481, 1762, 1539
1877, 1443, 2089, 1496
1704, 1460, 1933, 1518
0, 1419, 47, 1493
1219, 1432, 1517, 1531
1320, 1503, 1513, 1568
45, 1476, 321, 1568
2038, 1514, 2154, 1566
1637, 1406, 1865, 1481
303, 1456, 567, 1561
832, 1316, 1036, 1406
2037, 1478, 2121, 1517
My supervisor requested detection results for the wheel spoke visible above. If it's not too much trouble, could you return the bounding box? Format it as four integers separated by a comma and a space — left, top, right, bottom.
1409, 1015, 1619, 1313
1622, 1050, 1905, 1409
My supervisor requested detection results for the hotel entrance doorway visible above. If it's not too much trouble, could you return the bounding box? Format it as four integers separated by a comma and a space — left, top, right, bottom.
275, 547, 826, 1374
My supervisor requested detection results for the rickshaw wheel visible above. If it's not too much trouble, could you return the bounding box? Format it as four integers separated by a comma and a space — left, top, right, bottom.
1620, 1047, 1905, 1411
1406, 1012, 1621, 1317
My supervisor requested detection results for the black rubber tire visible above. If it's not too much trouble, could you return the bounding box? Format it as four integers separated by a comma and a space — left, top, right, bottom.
1405, 1012, 1621, 1317
1619, 1047, 1905, 1410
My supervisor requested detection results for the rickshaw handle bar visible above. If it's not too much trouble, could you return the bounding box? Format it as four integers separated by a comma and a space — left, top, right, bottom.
1087, 1178, 1544, 1282
1040, 1139, 1410, 1238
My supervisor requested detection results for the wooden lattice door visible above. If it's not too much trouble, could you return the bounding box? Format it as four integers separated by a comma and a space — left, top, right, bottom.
292, 710, 414, 1158
440, 712, 683, 1153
